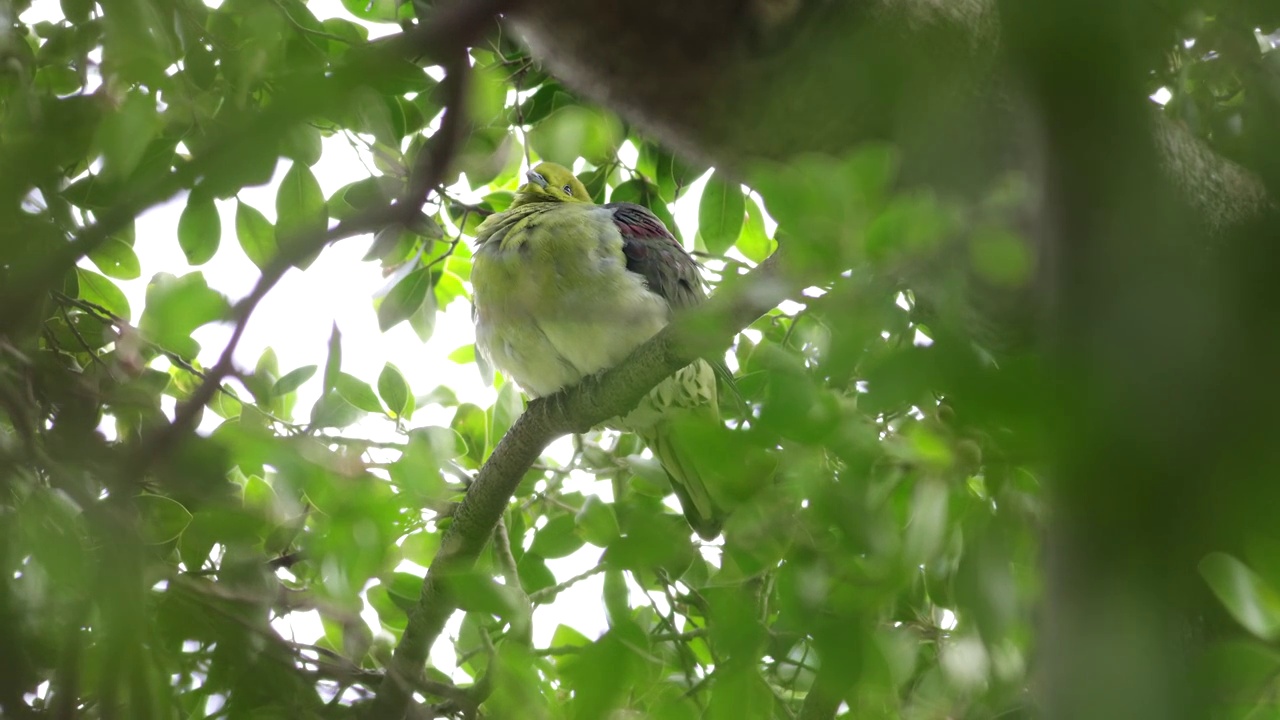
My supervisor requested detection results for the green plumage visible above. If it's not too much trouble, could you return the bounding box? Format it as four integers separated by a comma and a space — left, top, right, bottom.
470, 162, 728, 539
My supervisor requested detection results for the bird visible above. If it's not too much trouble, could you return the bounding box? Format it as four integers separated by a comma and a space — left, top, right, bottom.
470, 161, 729, 539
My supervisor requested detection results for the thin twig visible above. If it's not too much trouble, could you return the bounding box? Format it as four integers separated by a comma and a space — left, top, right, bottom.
527, 564, 606, 603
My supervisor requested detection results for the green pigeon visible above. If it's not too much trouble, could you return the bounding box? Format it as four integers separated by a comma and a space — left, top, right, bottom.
470, 162, 729, 539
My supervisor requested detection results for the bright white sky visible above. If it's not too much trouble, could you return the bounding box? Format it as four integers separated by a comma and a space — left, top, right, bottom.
19, 0, 756, 688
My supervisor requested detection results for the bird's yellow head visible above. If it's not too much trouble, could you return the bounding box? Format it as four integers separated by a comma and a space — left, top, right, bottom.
512, 162, 591, 207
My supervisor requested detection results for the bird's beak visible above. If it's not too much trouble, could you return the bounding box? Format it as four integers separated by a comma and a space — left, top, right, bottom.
526, 170, 548, 189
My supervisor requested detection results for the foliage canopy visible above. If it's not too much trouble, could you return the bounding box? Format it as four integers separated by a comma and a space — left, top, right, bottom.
2, 1, 1280, 719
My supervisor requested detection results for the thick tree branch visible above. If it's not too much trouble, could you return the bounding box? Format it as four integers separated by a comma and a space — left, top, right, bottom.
367, 246, 809, 719
508, 0, 1270, 232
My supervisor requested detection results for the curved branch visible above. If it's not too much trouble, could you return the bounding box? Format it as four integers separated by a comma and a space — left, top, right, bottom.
367, 247, 808, 719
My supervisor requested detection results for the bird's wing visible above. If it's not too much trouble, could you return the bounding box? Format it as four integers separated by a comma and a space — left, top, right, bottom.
605, 202, 705, 310
605, 201, 745, 410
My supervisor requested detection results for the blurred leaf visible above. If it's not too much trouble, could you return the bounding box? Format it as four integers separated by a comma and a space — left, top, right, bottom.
518, 553, 557, 597
531, 514, 586, 559
276, 162, 328, 250
335, 372, 383, 414
378, 267, 432, 332
699, 172, 745, 256
281, 124, 323, 166
1200, 553, 1280, 640
529, 106, 623, 166
274, 365, 317, 395
95, 91, 160, 179
236, 201, 277, 270
75, 268, 131, 321
737, 195, 776, 263
323, 323, 342, 393
311, 389, 362, 429
340, 0, 409, 23
137, 494, 193, 544
969, 226, 1032, 288
378, 363, 410, 419
178, 194, 221, 265
450, 570, 521, 618
139, 272, 231, 359
88, 237, 141, 280
576, 496, 620, 547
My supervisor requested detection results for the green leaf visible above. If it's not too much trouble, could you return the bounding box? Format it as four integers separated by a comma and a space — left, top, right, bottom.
1200, 552, 1280, 640
274, 365, 318, 395
378, 363, 410, 419
401, 531, 441, 567
137, 494, 193, 544
528, 106, 623, 166
236, 201, 277, 270
88, 237, 141, 279
736, 195, 776, 263
576, 496, 621, 547
381, 571, 424, 613
611, 178, 681, 242
377, 267, 432, 332
449, 570, 522, 618
518, 553, 557, 597
178, 194, 221, 265
311, 389, 361, 429
487, 382, 523, 448
281, 124, 323, 167
330, 175, 399, 222
530, 514, 586, 559
139, 272, 231, 359
323, 324, 342, 393
845, 142, 900, 205
75, 268, 131, 321
61, 0, 93, 23
451, 403, 487, 466
335, 372, 383, 414
456, 128, 515, 189
466, 61, 509, 127
276, 162, 328, 249
95, 91, 160, 179
699, 172, 745, 256
969, 226, 1032, 288
518, 82, 575, 126
864, 191, 953, 264
340, 0, 408, 23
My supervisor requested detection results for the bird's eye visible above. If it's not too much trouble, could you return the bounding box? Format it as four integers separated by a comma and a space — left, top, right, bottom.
562, 185, 573, 195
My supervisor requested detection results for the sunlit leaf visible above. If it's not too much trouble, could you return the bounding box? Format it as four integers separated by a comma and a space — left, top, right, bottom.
699, 172, 745, 256
236, 201, 277, 270
75, 268, 131, 321
1201, 553, 1280, 640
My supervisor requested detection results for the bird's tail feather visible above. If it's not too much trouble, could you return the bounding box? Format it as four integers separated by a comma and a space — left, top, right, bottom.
641, 424, 723, 541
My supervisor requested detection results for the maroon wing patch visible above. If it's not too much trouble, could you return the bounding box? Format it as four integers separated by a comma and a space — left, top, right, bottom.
606, 202, 703, 311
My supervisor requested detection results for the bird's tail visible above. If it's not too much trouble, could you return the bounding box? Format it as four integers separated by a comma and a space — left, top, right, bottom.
641, 423, 724, 541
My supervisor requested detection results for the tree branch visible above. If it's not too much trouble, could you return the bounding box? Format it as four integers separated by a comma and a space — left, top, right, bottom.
366, 246, 808, 719
127, 0, 502, 476
0, 0, 517, 341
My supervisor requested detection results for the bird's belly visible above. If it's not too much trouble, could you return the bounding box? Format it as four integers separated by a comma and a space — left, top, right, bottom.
475, 282, 668, 397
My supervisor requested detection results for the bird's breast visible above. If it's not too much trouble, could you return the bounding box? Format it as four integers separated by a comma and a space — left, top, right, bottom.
472, 205, 671, 396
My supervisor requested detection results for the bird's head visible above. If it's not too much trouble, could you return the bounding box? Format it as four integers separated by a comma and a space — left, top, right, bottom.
513, 162, 591, 207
